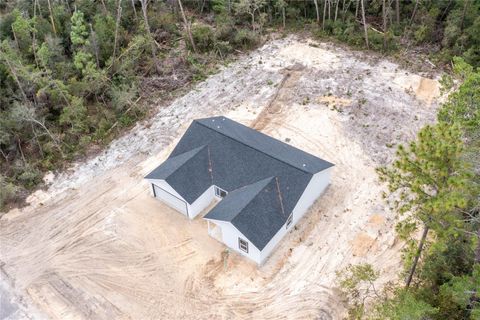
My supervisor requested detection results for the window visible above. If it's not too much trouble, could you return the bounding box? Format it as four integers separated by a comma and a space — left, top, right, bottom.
214, 186, 227, 198
286, 213, 293, 229
238, 238, 249, 253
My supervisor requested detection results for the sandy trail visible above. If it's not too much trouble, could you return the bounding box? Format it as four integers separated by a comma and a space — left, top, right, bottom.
0, 36, 440, 319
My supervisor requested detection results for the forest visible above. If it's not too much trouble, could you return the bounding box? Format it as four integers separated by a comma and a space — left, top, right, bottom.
0, 0, 479, 319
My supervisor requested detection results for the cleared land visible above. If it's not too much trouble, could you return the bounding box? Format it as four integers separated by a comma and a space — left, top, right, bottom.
0, 36, 441, 319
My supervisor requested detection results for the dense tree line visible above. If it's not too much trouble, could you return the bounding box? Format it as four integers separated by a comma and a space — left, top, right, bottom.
338, 58, 479, 319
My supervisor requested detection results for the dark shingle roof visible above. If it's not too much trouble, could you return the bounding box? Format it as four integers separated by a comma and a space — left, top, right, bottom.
145, 146, 206, 180
145, 145, 212, 203
146, 116, 333, 250
196, 117, 333, 174
204, 177, 287, 250
204, 177, 276, 222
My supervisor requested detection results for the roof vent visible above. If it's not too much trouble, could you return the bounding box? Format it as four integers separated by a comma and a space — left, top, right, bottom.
212, 119, 215, 122
217, 126, 221, 129
302, 164, 306, 167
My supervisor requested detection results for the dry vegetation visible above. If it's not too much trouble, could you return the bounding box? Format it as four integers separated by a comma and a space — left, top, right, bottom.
0, 36, 441, 319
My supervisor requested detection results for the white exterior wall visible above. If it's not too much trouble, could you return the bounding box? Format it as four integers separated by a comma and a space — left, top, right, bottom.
147, 179, 189, 216
187, 186, 215, 219
259, 221, 288, 264
207, 220, 262, 264
147, 180, 217, 219
259, 167, 332, 264
146, 179, 185, 200
291, 167, 332, 225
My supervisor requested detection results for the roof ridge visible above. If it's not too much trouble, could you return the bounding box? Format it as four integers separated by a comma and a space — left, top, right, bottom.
230, 177, 275, 220
145, 145, 207, 180
204, 176, 275, 222
194, 119, 316, 175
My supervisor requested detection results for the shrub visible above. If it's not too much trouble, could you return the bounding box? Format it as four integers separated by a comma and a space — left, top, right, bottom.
214, 40, 233, 57
367, 29, 385, 51
215, 15, 236, 42
189, 23, 215, 52
414, 25, 429, 44
0, 175, 18, 210
17, 166, 42, 189
148, 8, 178, 35
232, 28, 258, 50
109, 82, 138, 113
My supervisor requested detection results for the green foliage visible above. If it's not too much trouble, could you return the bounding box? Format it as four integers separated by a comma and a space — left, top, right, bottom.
234, 0, 267, 30
372, 289, 438, 320
441, 1, 480, 66
147, 6, 178, 35
336, 264, 380, 319
93, 14, 116, 65
0, 9, 17, 40
73, 50, 95, 73
440, 270, 480, 317
59, 96, 88, 136
0, 175, 18, 210
378, 123, 472, 233
337, 263, 379, 293
189, 23, 215, 52
109, 82, 138, 112
11, 10, 32, 56
438, 57, 480, 136
70, 10, 89, 47
17, 165, 42, 188
233, 28, 259, 49
212, 0, 228, 14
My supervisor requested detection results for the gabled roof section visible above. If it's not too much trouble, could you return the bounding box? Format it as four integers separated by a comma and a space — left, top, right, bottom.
204, 177, 275, 222
145, 145, 212, 204
205, 177, 288, 250
196, 116, 334, 174
145, 145, 207, 180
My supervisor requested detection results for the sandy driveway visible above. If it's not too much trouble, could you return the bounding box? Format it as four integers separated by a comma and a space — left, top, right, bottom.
0, 36, 440, 319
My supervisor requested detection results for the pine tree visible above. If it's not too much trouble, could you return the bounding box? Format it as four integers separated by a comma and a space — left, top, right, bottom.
378, 123, 473, 288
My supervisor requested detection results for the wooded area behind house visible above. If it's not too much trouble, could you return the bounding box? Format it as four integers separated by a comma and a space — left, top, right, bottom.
0, 1, 479, 319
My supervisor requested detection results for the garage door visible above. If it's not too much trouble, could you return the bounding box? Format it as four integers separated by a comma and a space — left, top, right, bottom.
152, 184, 188, 216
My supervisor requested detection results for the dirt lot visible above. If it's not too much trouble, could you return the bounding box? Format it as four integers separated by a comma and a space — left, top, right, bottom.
0, 36, 441, 319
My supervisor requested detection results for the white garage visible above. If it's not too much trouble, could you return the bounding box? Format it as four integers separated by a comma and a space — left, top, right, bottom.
151, 183, 188, 216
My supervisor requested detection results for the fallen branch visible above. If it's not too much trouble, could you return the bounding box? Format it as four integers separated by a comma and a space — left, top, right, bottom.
425, 59, 436, 68
370, 26, 384, 34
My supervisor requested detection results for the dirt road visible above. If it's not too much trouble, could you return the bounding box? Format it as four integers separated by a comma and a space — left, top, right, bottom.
0, 36, 440, 319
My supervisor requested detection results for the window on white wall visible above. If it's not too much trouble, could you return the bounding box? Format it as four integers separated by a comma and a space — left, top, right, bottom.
238, 238, 249, 253
214, 186, 228, 198
286, 213, 293, 229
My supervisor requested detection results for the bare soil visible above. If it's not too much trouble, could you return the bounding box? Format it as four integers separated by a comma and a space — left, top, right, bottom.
0, 36, 441, 320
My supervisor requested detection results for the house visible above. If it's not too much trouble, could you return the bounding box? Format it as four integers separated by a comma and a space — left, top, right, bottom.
145, 116, 334, 264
